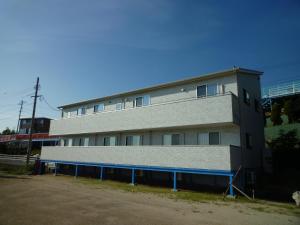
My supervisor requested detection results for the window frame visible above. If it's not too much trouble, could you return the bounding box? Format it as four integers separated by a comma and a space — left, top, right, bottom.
135, 96, 143, 107
209, 132, 220, 145
103, 136, 117, 146
116, 102, 124, 111
125, 135, 142, 146
84, 137, 89, 146
198, 131, 221, 145
94, 103, 105, 113
68, 138, 73, 147
163, 133, 180, 145
134, 95, 151, 107
197, 83, 220, 98
77, 107, 86, 116
197, 84, 207, 98
207, 83, 219, 96
81, 107, 86, 115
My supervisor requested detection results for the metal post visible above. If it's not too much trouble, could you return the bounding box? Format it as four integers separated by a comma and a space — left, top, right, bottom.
131, 168, 135, 185
75, 165, 78, 178
229, 175, 234, 196
173, 172, 177, 192
99, 167, 103, 180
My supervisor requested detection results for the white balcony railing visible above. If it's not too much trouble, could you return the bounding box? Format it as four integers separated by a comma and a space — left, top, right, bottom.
50, 93, 239, 135
41, 145, 241, 171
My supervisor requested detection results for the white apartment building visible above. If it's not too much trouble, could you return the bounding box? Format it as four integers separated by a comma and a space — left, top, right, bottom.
40, 67, 265, 195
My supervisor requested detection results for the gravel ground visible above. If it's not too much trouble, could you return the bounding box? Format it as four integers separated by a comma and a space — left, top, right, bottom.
0, 174, 299, 225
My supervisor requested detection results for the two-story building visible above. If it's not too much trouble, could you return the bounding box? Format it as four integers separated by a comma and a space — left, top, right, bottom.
40, 67, 265, 195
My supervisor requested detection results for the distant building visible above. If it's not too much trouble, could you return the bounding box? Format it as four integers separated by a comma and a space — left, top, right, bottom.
18, 117, 51, 134
0, 117, 59, 149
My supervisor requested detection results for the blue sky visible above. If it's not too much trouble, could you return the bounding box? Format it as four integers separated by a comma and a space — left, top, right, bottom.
0, 0, 299, 131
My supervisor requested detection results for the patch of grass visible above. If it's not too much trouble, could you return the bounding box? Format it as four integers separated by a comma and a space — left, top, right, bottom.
54, 175, 300, 216
73, 176, 237, 203
0, 163, 33, 175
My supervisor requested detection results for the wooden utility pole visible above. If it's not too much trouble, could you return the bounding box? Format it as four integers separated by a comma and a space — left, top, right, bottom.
16, 100, 24, 134
26, 77, 40, 165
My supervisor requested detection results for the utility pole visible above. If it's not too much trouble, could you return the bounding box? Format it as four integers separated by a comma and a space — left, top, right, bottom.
26, 77, 40, 165
16, 100, 24, 134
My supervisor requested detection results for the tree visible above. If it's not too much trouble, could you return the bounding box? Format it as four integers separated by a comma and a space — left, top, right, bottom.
283, 99, 293, 123
266, 129, 300, 173
270, 103, 283, 126
1, 127, 16, 135
293, 97, 300, 122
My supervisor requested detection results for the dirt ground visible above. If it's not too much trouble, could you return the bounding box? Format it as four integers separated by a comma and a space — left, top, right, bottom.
0, 174, 299, 225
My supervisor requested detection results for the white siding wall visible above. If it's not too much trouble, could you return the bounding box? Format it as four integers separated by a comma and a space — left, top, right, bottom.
62, 75, 238, 118
51, 94, 237, 135
41, 145, 241, 171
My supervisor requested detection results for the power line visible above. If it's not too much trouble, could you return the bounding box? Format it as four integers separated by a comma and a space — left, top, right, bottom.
0, 87, 33, 96
40, 95, 60, 111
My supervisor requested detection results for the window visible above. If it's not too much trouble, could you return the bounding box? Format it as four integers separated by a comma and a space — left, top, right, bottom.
135, 95, 150, 107
94, 105, 98, 112
81, 107, 86, 115
207, 84, 218, 96
198, 133, 209, 145
246, 133, 252, 149
62, 139, 68, 146
143, 95, 150, 106
116, 102, 124, 111
197, 84, 219, 98
68, 138, 73, 147
243, 89, 250, 105
78, 138, 83, 146
163, 134, 180, 145
104, 136, 116, 146
40, 119, 44, 125
209, 132, 220, 145
254, 99, 260, 112
19, 128, 26, 134
135, 97, 143, 107
94, 103, 104, 113
126, 135, 141, 146
67, 112, 71, 118
197, 85, 206, 98
77, 107, 86, 116
84, 137, 89, 146
198, 132, 220, 145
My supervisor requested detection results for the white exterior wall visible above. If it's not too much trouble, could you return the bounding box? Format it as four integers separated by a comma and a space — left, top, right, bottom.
51, 94, 238, 136
41, 145, 241, 171
62, 75, 238, 118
